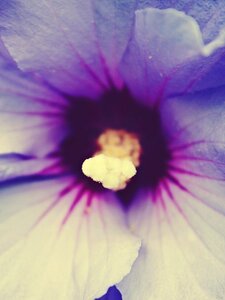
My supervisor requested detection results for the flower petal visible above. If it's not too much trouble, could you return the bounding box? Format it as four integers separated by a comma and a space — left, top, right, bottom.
161, 85, 225, 163
119, 86, 225, 299
160, 85, 225, 227
0, 178, 140, 300
0, 0, 136, 96
119, 188, 225, 300
137, 1, 225, 43
96, 286, 122, 300
0, 38, 14, 63
0, 62, 66, 157
120, 8, 225, 103
0, 155, 62, 182
184, 47, 225, 93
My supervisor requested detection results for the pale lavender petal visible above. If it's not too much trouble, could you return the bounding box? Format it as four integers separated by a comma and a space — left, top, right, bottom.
137, 1, 225, 43
0, 0, 136, 96
0, 155, 62, 182
0, 178, 140, 300
120, 8, 225, 104
119, 188, 225, 300
160, 86, 225, 222
0, 38, 14, 63
0, 63, 67, 157
161, 85, 225, 162
93, 0, 136, 89
187, 48, 225, 93
119, 85, 225, 299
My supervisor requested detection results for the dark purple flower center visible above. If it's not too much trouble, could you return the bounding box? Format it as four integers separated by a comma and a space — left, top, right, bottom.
59, 89, 171, 206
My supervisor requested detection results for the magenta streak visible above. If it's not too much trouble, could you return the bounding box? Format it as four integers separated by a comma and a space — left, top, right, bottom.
86, 192, 94, 208
156, 184, 167, 212
44, 2, 108, 90
171, 140, 225, 152
163, 180, 186, 218
38, 161, 63, 175
30, 182, 77, 230
167, 174, 225, 217
60, 185, 87, 226
151, 189, 158, 204
170, 140, 206, 152
168, 164, 224, 181
172, 155, 225, 166
90, 2, 115, 89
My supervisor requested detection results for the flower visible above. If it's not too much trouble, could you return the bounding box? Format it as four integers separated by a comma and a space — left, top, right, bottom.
0, 1, 225, 300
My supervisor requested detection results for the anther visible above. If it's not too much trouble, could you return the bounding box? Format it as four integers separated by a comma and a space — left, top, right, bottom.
82, 129, 142, 191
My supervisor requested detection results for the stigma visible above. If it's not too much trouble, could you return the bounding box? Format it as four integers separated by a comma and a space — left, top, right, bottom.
82, 129, 142, 191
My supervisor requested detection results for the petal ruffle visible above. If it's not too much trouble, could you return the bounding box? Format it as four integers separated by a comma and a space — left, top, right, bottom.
137, 1, 225, 43
120, 8, 225, 104
0, 178, 140, 300
0, 0, 136, 96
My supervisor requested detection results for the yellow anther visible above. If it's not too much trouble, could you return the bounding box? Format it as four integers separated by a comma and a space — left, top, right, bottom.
82, 129, 142, 191
97, 129, 141, 167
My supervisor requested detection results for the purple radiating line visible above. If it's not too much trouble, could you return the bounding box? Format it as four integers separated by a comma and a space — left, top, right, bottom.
60, 185, 87, 226
43, 2, 108, 90
169, 139, 206, 152
38, 161, 63, 175
157, 184, 167, 212
168, 164, 224, 181
171, 139, 225, 152
172, 155, 225, 166
168, 111, 218, 145
163, 179, 186, 218
30, 181, 77, 230
167, 173, 225, 217
86, 191, 94, 208
163, 180, 225, 265
90, 1, 116, 89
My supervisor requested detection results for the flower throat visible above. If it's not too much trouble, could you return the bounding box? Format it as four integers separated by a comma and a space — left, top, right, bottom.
60, 89, 171, 206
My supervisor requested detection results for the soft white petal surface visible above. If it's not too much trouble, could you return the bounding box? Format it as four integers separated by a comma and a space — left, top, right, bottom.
119, 189, 225, 300
0, 178, 140, 300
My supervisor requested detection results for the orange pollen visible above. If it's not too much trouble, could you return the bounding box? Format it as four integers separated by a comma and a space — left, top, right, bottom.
96, 129, 142, 167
